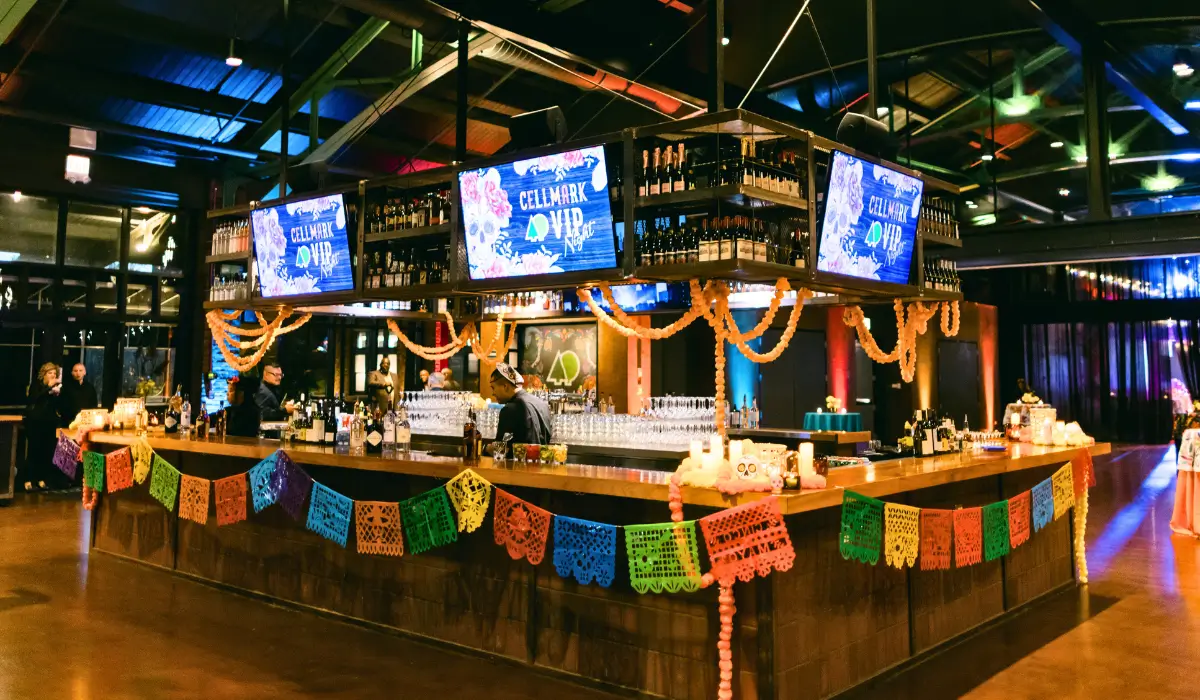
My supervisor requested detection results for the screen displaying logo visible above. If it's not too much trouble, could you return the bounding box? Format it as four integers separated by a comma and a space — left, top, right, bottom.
817, 150, 923, 285
459, 145, 618, 280
251, 194, 355, 298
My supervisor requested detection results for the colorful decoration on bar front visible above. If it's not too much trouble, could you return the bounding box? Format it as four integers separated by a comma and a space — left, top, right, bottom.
307, 482, 353, 547
53, 434, 81, 479
919, 509, 953, 570
625, 521, 703, 594
400, 487, 458, 555
249, 453, 281, 513
82, 451, 105, 491
1051, 464, 1075, 520
445, 469, 493, 533
274, 452, 313, 521
699, 496, 795, 585
105, 447, 134, 493
149, 454, 181, 510
355, 501, 404, 557
214, 473, 248, 526
1032, 477, 1054, 531
839, 490, 884, 565
493, 489, 551, 565
1008, 491, 1032, 549
983, 500, 1011, 561
884, 503, 920, 569
954, 507, 983, 567
553, 515, 617, 587
179, 475, 211, 525
132, 438, 153, 484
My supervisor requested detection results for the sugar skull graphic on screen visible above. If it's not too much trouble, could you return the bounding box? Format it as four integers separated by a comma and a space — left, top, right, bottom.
817, 151, 923, 285
460, 145, 616, 280
251, 195, 351, 297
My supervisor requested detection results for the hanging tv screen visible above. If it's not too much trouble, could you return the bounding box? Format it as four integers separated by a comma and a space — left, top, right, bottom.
459, 145, 618, 280
817, 150, 923, 285
250, 193, 355, 298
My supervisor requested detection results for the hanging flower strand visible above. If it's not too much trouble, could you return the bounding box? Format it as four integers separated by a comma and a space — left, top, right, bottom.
940, 300, 961, 337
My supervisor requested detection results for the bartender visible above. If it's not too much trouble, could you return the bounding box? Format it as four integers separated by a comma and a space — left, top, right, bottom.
491, 362, 552, 448
367, 357, 399, 412
256, 363, 294, 421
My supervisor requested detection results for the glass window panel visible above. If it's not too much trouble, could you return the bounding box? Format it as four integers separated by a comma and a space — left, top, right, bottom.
128, 207, 183, 275
0, 193, 57, 264
388, 333, 398, 348
126, 282, 153, 316
354, 354, 366, 392
122, 324, 176, 405
0, 343, 34, 410
62, 279, 88, 311
356, 331, 367, 349
66, 202, 123, 269
377, 330, 385, 347
160, 280, 179, 317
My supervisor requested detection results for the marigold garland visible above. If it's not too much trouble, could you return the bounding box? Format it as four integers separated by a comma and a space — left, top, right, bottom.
386, 311, 477, 362
940, 300, 961, 337
206, 308, 311, 373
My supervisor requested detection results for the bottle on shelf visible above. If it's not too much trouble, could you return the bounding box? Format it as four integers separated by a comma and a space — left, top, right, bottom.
662, 147, 675, 197
676, 143, 689, 192
165, 385, 182, 434
365, 409, 384, 453
637, 150, 649, 198
395, 404, 411, 458
748, 398, 760, 429
463, 409, 480, 464
649, 147, 662, 196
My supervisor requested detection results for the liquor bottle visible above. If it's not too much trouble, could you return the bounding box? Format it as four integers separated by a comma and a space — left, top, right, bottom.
922, 411, 936, 457
753, 219, 767, 263
737, 216, 754, 261
181, 393, 192, 436
463, 409, 480, 464
697, 218, 712, 262
680, 143, 692, 191
324, 401, 336, 445
365, 410, 384, 453
719, 216, 734, 261
749, 398, 760, 429
383, 404, 397, 450
739, 139, 752, 187
637, 150, 649, 198
730, 397, 742, 429
739, 395, 749, 429
349, 409, 366, 455
396, 405, 411, 458
649, 147, 661, 196
165, 385, 181, 434
686, 218, 699, 263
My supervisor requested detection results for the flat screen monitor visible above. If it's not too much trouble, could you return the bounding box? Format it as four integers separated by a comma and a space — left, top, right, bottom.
817, 150, 923, 285
459, 145, 618, 280
251, 193, 355, 298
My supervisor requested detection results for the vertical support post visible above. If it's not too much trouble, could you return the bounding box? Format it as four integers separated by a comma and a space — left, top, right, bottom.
707, 0, 724, 112
1082, 43, 1112, 220
866, 0, 878, 117
456, 19, 469, 164
411, 28, 423, 69
279, 0, 290, 196
309, 93, 320, 152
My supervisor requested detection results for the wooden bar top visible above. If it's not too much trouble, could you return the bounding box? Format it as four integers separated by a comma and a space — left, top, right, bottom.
89, 431, 1110, 515
727, 427, 871, 444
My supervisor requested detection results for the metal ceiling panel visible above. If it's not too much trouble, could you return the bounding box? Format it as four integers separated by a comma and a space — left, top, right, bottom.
101, 98, 245, 142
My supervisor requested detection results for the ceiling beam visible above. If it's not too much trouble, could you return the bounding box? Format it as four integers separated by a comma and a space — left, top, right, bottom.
1007, 0, 1198, 137
241, 17, 391, 150
0, 0, 37, 44
301, 32, 503, 165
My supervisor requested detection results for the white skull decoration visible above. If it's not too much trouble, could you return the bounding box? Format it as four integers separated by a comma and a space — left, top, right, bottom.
735, 454, 761, 480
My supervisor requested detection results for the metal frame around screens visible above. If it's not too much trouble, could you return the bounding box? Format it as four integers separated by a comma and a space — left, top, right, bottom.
202, 109, 964, 312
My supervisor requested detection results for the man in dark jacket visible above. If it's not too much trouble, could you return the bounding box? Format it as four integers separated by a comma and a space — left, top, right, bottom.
60, 363, 99, 426
255, 363, 293, 421
492, 363, 552, 449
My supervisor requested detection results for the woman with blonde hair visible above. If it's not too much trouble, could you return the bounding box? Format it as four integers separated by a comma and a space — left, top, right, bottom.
22, 362, 65, 491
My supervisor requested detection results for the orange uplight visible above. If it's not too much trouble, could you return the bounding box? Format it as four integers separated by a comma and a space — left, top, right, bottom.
978, 305, 999, 429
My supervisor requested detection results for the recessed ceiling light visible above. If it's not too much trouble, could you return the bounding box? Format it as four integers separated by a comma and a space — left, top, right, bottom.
1175, 61, 1194, 78
226, 38, 243, 67
876, 106, 890, 117
1058, 187, 1070, 197
965, 200, 978, 209
721, 36, 730, 46
1050, 141, 1064, 148
981, 153, 994, 162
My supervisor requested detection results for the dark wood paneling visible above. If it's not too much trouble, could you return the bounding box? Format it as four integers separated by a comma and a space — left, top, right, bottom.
1003, 465, 1074, 608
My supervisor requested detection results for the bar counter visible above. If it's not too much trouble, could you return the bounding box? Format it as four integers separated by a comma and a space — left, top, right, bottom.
87, 431, 1109, 700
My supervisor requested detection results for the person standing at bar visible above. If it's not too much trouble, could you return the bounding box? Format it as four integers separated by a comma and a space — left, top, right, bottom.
367, 357, 399, 412
60, 363, 98, 426
442, 367, 461, 391
491, 363, 551, 448
226, 376, 263, 438
418, 368, 431, 390
256, 363, 294, 421
23, 363, 65, 491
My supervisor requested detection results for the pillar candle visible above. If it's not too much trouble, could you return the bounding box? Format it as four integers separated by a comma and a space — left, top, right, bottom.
689, 440, 703, 464
710, 433, 722, 459
728, 440, 743, 464
798, 442, 814, 476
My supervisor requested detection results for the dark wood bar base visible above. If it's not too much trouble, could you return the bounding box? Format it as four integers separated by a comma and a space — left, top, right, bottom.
89, 444, 1086, 700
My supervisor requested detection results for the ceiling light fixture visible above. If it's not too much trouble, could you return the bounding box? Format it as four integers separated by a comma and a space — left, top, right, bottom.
980, 153, 994, 162
965, 200, 978, 209
1050, 140, 1064, 148
1058, 187, 1070, 197
1174, 51, 1194, 78
876, 106, 889, 117
136, 206, 152, 214
226, 38, 243, 67
721, 36, 730, 46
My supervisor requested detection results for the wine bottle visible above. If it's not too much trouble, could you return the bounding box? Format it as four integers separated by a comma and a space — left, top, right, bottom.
662, 148, 675, 196
674, 143, 687, 192
396, 405, 411, 458
649, 147, 661, 196
165, 385, 181, 434
637, 150, 649, 197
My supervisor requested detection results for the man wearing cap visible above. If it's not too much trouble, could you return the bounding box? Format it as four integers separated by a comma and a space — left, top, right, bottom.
491, 362, 552, 449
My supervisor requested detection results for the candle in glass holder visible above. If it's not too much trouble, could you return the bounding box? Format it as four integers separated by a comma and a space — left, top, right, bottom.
798, 442, 814, 476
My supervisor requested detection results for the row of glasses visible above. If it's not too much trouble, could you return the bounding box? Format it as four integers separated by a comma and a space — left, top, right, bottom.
396, 391, 474, 436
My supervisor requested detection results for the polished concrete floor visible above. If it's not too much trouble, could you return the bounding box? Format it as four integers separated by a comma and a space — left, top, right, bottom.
0, 446, 1196, 699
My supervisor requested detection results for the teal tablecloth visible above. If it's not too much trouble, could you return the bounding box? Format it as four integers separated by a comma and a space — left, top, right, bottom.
802, 412, 863, 432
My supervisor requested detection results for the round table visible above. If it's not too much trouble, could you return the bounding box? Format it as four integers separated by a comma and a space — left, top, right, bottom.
802, 412, 863, 432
